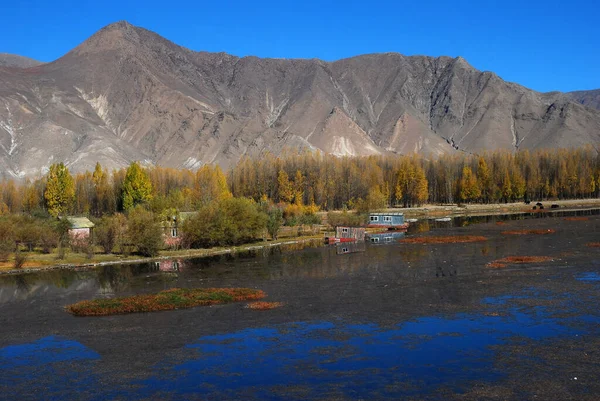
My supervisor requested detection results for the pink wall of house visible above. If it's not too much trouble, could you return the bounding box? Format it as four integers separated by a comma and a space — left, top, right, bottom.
69, 228, 91, 240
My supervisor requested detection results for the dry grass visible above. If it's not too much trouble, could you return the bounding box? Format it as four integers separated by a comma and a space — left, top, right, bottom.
586, 242, 600, 248
246, 301, 284, 310
486, 256, 554, 268
563, 217, 589, 221
495, 221, 506, 226
400, 235, 488, 244
501, 229, 556, 235
66, 288, 266, 316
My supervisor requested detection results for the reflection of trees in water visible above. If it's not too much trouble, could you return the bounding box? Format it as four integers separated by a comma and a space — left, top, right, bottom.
397, 247, 427, 263
97, 266, 134, 291
0, 270, 84, 295
13, 274, 32, 293
45, 270, 79, 289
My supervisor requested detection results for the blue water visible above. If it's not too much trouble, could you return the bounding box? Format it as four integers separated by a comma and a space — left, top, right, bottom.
577, 272, 600, 282
134, 305, 582, 400
0, 298, 597, 400
0, 336, 101, 400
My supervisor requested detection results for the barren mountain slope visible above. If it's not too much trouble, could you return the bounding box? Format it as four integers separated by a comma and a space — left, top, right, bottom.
0, 21, 598, 178
568, 89, 600, 111
0, 53, 42, 68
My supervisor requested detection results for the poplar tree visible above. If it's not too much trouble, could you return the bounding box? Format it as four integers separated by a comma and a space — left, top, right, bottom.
122, 162, 153, 211
44, 163, 75, 217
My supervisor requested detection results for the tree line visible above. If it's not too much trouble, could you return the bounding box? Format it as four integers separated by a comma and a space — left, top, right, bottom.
1, 147, 599, 218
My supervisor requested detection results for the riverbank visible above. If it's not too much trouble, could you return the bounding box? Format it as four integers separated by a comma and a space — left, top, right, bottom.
3, 198, 599, 275
0, 235, 323, 276
394, 198, 600, 219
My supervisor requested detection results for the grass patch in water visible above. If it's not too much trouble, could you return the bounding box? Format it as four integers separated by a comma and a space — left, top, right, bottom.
487, 256, 554, 268
501, 229, 555, 235
66, 288, 266, 316
400, 235, 488, 244
246, 301, 284, 310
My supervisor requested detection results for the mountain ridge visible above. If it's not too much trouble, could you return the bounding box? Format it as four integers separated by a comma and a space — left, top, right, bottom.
0, 21, 599, 178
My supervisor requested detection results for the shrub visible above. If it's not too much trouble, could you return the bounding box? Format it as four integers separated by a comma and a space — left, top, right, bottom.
127, 206, 163, 257
182, 198, 267, 248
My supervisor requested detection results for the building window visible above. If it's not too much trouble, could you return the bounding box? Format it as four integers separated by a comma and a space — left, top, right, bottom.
342, 247, 349, 253
172, 261, 180, 271
171, 228, 178, 238
384, 236, 392, 242
342, 228, 349, 233
383, 216, 392, 222
370, 237, 380, 243
370, 216, 379, 222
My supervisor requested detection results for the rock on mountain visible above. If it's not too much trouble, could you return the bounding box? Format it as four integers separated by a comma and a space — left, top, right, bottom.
1, 21, 599, 178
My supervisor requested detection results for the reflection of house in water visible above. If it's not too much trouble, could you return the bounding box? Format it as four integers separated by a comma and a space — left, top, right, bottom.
367, 231, 406, 244
154, 259, 182, 272
336, 242, 366, 255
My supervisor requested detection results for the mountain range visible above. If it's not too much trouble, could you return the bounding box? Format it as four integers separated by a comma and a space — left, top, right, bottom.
1, 21, 599, 178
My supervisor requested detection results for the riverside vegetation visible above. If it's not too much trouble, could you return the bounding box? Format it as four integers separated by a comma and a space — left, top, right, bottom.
0, 147, 599, 269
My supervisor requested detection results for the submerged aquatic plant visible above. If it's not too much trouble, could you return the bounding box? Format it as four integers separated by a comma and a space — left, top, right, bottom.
486, 256, 554, 268
66, 288, 266, 316
400, 235, 488, 244
246, 301, 284, 310
501, 229, 556, 235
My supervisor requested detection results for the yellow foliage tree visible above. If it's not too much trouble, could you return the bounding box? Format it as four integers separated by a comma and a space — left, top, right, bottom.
44, 163, 75, 217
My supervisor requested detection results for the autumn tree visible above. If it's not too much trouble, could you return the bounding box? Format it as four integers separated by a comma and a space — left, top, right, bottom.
459, 166, 481, 203
44, 163, 75, 217
121, 162, 153, 211
277, 169, 294, 203
194, 165, 231, 206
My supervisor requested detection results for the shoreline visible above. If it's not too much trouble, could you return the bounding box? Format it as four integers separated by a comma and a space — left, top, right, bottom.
395, 199, 600, 219
0, 236, 323, 276
2, 198, 599, 276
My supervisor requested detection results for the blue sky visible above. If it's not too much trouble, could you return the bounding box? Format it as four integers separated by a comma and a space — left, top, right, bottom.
1, 0, 598, 92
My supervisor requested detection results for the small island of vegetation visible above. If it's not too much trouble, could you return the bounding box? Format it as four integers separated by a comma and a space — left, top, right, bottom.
66, 287, 266, 316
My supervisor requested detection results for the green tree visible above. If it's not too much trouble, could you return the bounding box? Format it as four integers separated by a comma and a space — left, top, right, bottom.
266, 207, 283, 240
44, 163, 75, 217
126, 206, 163, 257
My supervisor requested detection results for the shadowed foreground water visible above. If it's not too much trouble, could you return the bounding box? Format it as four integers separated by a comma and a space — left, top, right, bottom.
1, 211, 599, 400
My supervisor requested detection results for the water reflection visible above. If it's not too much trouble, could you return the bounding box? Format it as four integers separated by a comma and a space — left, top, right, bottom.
0, 336, 101, 400
0, 210, 597, 300
408, 207, 600, 233
137, 302, 583, 400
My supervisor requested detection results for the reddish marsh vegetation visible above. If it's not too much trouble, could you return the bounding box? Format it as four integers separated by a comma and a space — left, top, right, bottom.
487, 256, 554, 268
400, 236, 488, 244
246, 301, 284, 310
564, 217, 589, 221
586, 243, 600, 248
501, 229, 556, 235
66, 288, 266, 316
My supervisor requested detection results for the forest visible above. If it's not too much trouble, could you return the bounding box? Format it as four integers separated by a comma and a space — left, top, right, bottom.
0, 147, 598, 264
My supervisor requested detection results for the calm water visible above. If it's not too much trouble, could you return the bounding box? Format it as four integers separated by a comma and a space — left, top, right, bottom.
1, 210, 599, 400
